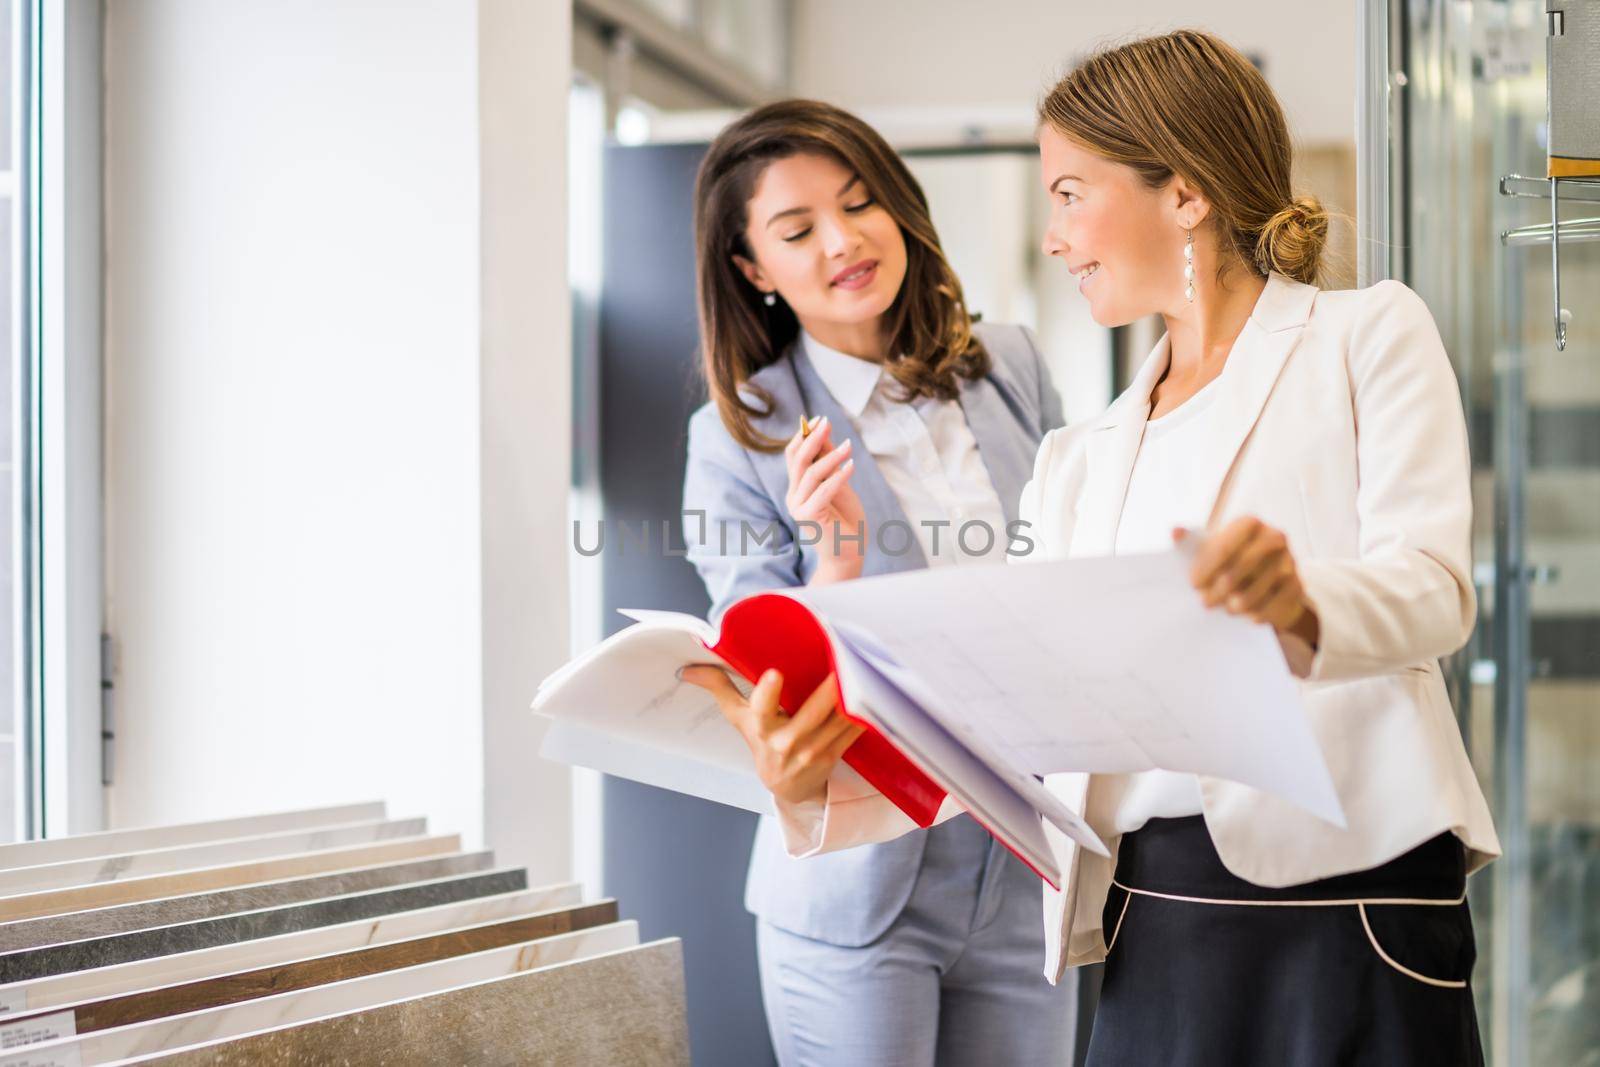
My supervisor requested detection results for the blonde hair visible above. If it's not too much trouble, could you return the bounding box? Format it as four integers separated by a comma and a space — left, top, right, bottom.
1038, 30, 1328, 285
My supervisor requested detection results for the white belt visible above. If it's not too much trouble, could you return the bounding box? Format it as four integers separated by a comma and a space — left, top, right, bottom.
1105, 878, 1470, 989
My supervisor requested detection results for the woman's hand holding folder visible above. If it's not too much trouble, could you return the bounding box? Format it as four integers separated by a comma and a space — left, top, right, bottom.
681, 667, 864, 807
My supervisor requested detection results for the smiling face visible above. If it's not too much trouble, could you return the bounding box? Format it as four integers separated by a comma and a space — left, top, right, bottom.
734, 151, 908, 346
1038, 124, 1205, 327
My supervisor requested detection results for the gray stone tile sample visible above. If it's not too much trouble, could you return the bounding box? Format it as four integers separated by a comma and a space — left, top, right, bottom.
131, 939, 689, 1066
0, 867, 528, 984
0, 851, 495, 952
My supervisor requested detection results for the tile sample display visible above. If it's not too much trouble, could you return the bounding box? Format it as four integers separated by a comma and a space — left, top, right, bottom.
0, 803, 685, 1063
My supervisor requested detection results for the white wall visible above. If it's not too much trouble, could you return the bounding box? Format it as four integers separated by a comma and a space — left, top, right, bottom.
792, 0, 1357, 147
477, 0, 574, 886
103, 2, 489, 841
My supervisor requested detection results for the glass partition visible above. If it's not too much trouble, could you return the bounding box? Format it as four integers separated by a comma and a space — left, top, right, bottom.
1398, 2, 1599, 1063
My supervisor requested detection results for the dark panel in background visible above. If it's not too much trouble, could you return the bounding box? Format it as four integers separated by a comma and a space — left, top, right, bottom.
597, 140, 774, 1067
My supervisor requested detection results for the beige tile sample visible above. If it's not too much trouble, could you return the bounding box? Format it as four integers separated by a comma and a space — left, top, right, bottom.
0, 805, 387, 872
0, 819, 427, 896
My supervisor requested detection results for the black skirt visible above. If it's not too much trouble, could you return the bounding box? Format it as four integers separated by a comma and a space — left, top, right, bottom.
1085, 816, 1484, 1067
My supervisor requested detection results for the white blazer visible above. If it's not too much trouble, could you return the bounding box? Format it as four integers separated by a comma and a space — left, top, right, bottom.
776, 273, 1501, 982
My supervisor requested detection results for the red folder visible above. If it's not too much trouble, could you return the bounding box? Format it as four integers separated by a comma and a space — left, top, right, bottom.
706, 592, 947, 828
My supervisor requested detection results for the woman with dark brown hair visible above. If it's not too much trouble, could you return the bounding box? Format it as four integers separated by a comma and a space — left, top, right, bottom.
701, 33, 1501, 1066
677, 99, 1077, 1065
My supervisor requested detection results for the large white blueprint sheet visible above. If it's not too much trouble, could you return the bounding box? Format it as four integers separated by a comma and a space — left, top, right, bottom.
796, 547, 1346, 828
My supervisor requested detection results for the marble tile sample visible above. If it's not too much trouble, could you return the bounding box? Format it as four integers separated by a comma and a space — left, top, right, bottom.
0, 819, 428, 896
83, 939, 686, 1067
0, 804, 387, 873
0, 883, 580, 1017
0, 852, 496, 954
0, 922, 643, 1060
0, 899, 620, 1037
0, 864, 524, 984
0, 835, 459, 923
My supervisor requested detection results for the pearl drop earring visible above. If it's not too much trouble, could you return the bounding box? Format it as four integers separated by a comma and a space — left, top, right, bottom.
763, 292, 777, 307
1183, 230, 1195, 302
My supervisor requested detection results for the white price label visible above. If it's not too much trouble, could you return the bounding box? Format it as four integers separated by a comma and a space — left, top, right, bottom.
0, 1010, 76, 1050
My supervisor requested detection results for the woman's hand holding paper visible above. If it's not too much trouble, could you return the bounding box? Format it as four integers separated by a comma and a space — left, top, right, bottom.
1178, 517, 1321, 650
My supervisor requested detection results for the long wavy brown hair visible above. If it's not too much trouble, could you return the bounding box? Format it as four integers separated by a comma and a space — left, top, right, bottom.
693, 99, 988, 452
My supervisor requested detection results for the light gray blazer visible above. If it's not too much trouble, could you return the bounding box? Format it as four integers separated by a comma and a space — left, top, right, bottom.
681, 321, 1065, 946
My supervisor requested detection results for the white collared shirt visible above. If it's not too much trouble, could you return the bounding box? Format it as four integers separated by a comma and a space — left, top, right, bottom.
801, 331, 1009, 567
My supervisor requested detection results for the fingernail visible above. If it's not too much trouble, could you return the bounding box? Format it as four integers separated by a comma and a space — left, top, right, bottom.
843, 459, 854, 471
1228, 595, 1244, 611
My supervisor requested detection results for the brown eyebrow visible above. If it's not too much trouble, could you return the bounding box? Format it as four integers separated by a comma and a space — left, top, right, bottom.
1049, 174, 1084, 194
765, 174, 865, 229
765, 205, 812, 228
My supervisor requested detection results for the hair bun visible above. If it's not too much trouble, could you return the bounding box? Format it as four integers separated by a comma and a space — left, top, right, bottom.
1254, 195, 1329, 284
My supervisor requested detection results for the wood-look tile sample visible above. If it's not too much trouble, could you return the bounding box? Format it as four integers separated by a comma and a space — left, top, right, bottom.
0, 835, 459, 923
0, 923, 643, 1060
0, 804, 387, 872
0, 883, 580, 1018
0, 852, 495, 953
107, 939, 688, 1066
0, 865, 526, 984
7, 900, 620, 1037
0, 819, 428, 896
